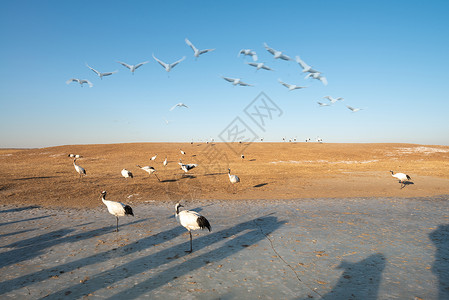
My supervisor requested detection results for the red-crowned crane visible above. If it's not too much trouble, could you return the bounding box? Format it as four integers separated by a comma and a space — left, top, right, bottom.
100, 191, 134, 232
390, 170, 412, 188
175, 203, 211, 253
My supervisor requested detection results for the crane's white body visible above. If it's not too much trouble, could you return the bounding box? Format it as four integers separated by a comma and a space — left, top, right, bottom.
151, 154, 157, 161
305, 72, 328, 85
324, 96, 344, 104
278, 79, 306, 91
100, 191, 134, 232
175, 203, 211, 252
86, 64, 117, 79
179, 160, 197, 173
264, 43, 291, 61
390, 171, 411, 182
152, 54, 185, 72
66, 78, 93, 87
73, 158, 86, 178
136, 165, 160, 181
295, 56, 319, 74
238, 49, 258, 61
180, 149, 186, 155
185, 38, 215, 58
228, 168, 240, 184
117, 61, 149, 74
163, 157, 168, 167
246, 62, 273, 71
121, 168, 133, 178
222, 76, 253, 86
346, 105, 362, 112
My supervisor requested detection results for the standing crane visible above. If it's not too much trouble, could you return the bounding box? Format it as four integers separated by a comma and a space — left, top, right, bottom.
73, 158, 86, 179
100, 191, 134, 232
175, 203, 211, 253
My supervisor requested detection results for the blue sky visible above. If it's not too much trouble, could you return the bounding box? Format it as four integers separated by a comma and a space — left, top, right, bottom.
1, 0, 448, 148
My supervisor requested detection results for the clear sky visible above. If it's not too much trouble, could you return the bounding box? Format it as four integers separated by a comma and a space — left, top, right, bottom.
1, 0, 448, 148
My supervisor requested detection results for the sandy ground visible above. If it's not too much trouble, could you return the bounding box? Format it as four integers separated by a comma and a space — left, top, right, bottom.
0, 142, 449, 208
1, 197, 448, 299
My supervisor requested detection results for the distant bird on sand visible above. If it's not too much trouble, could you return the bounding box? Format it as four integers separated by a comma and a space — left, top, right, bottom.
170, 103, 189, 111
390, 170, 411, 188
179, 159, 197, 173
264, 43, 291, 61
228, 168, 240, 184
100, 191, 134, 232
305, 72, 328, 86
278, 79, 307, 91
163, 156, 168, 167
180, 149, 186, 155
73, 158, 86, 179
151, 154, 157, 161
185, 38, 215, 58
66, 78, 93, 87
68, 154, 83, 158
121, 168, 133, 178
175, 203, 211, 253
238, 49, 258, 61
346, 105, 362, 112
136, 165, 160, 181
246, 62, 274, 71
152, 54, 185, 72
86, 64, 117, 79
317, 102, 331, 107
222, 76, 253, 86
324, 96, 344, 104
116, 61, 149, 74
295, 56, 319, 74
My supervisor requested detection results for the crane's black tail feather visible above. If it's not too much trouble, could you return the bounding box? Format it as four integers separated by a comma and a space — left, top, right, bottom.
124, 205, 134, 216
197, 216, 211, 231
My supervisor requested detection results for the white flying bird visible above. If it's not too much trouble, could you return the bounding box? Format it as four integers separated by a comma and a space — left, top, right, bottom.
116, 61, 149, 74
278, 79, 306, 91
66, 78, 93, 88
152, 54, 185, 72
86, 64, 118, 79
238, 49, 258, 61
324, 96, 344, 104
305, 72, 328, 86
295, 56, 319, 74
170, 103, 189, 111
222, 76, 253, 86
185, 38, 215, 58
346, 105, 362, 112
264, 43, 291, 61
246, 62, 274, 71
317, 102, 331, 107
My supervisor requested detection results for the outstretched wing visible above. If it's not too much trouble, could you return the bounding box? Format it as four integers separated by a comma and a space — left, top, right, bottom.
170, 56, 186, 69
278, 79, 290, 88
86, 64, 100, 76
246, 62, 257, 68
117, 61, 132, 70
264, 43, 276, 55
66, 78, 78, 84
185, 38, 198, 52
222, 76, 235, 83
199, 48, 214, 55
80, 79, 93, 87
134, 61, 149, 69
152, 54, 168, 69
295, 56, 308, 69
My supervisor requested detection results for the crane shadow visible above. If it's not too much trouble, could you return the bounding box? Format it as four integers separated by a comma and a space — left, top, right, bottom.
38, 215, 284, 299
400, 181, 414, 189
0, 206, 41, 213
253, 183, 268, 188
429, 224, 449, 300
0, 215, 50, 227
13, 176, 57, 181
0, 218, 148, 269
321, 253, 386, 299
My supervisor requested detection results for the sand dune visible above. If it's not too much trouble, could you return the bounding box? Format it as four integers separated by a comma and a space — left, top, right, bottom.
0, 142, 448, 208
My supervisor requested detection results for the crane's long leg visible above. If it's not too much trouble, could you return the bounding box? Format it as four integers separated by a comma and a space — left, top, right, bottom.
186, 231, 193, 253
154, 173, 161, 182
116, 216, 119, 232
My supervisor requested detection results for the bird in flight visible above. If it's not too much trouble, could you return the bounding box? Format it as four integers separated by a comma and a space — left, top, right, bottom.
222, 76, 253, 86
238, 49, 258, 61
278, 79, 307, 91
324, 96, 344, 104
185, 38, 215, 58
305, 72, 328, 86
116, 61, 149, 74
170, 103, 189, 111
264, 43, 291, 61
66, 78, 93, 87
86, 64, 118, 79
152, 54, 185, 72
295, 56, 319, 74
317, 102, 331, 107
245, 62, 274, 71
346, 105, 362, 112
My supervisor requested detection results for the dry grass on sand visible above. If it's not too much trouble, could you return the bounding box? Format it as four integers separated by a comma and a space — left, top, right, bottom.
0, 143, 448, 208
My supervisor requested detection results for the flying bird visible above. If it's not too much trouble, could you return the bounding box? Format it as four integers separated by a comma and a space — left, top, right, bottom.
346, 105, 362, 112
121, 168, 133, 178
324, 96, 344, 104
86, 64, 117, 79
222, 76, 253, 86
116, 61, 149, 74
295, 56, 319, 74
317, 102, 331, 107
100, 191, 134, 232
245, 62, 274, 71
264, 43, 291, 60
66, 78, 93, 88
278, 79, 307, 91
185, 38, 215, 58
390, 170, 412, 188
152, 54, 185, 72
170, 103, 189, 111
175, 203, 211, 253
305, 72, 328, 86
238, 49, 258, 61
